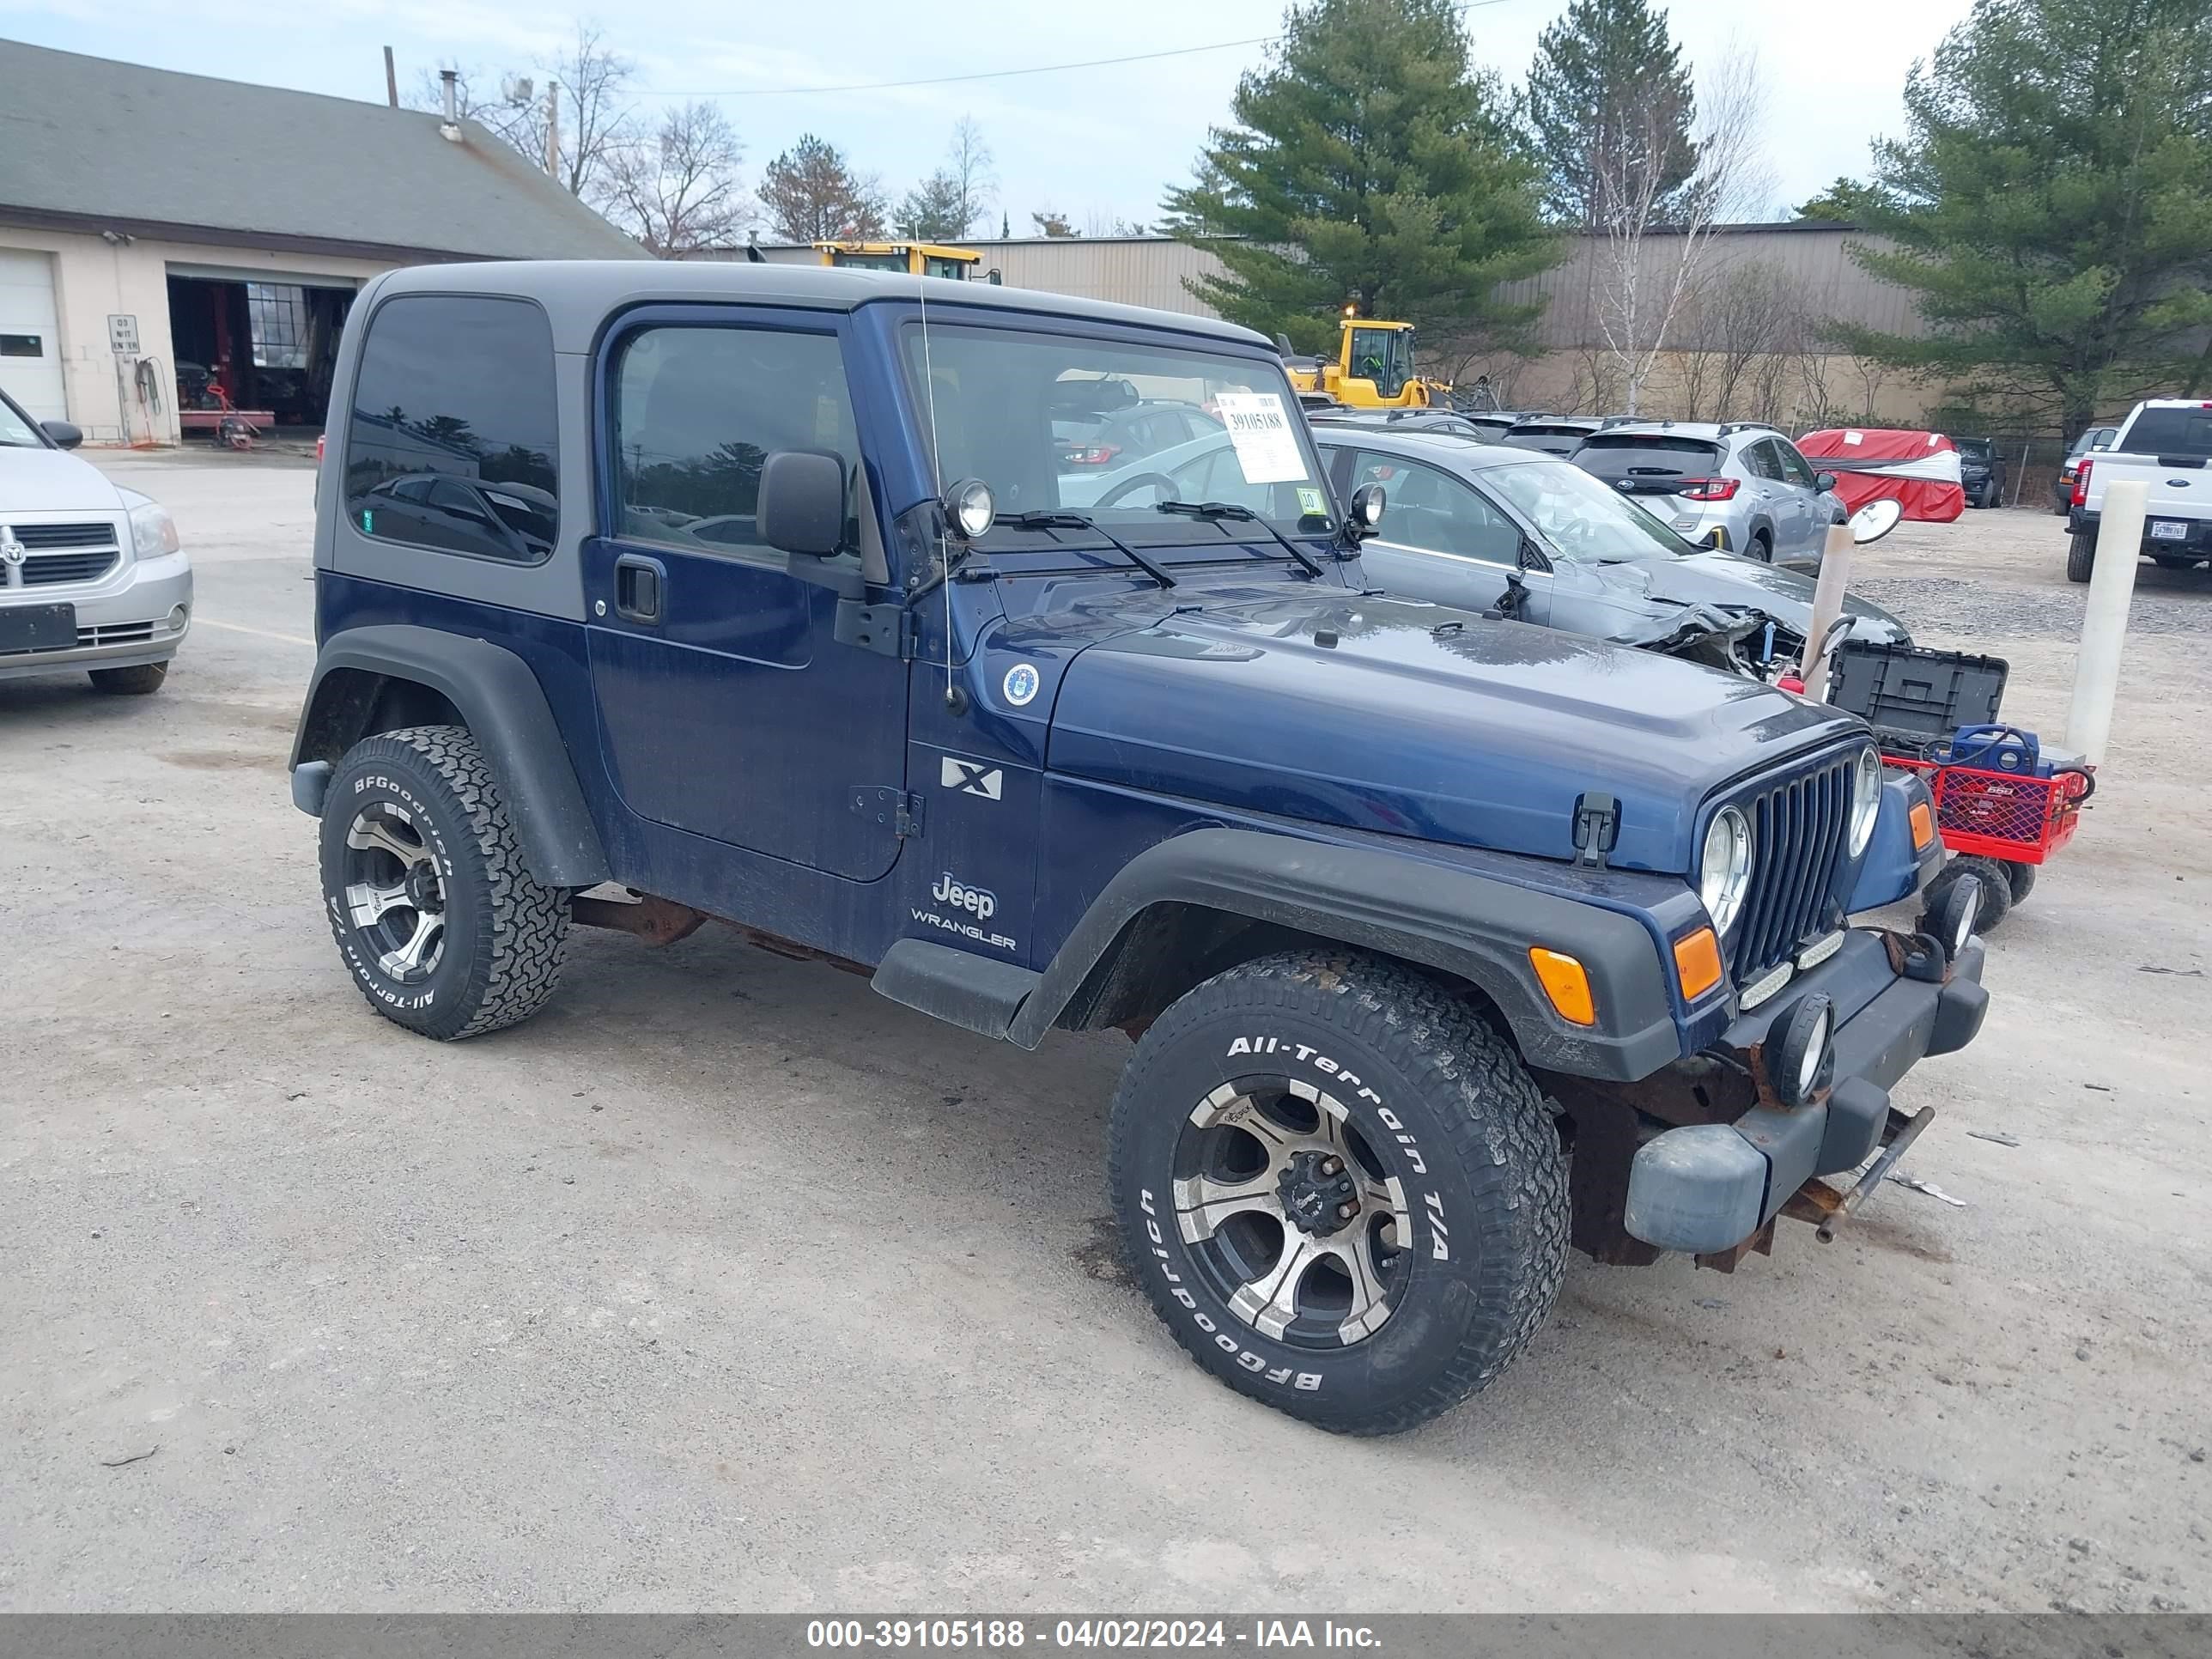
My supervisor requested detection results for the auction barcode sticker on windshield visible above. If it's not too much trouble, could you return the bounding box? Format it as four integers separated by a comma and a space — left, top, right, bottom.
1215, 392, 1308, 483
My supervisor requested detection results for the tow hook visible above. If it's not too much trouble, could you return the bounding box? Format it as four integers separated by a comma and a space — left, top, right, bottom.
1813, 1105, 1936, 1242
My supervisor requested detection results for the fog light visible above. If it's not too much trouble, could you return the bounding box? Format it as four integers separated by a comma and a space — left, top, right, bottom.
167, 605, 189, 631
944, 477, 995, 539
1528, 947, 1595, 1027
1769, 994, 1833, 1109
1930, 872, 1981, 960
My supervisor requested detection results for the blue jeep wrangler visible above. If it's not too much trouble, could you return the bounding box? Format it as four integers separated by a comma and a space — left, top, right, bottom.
289, 262, 1988, 1434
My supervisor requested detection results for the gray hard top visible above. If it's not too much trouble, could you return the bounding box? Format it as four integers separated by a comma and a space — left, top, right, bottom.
367, 260, 1278, 356
1310, 424, 1563, 475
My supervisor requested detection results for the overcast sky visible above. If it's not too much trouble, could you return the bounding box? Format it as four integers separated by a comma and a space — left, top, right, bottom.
3, 0, 1976, 234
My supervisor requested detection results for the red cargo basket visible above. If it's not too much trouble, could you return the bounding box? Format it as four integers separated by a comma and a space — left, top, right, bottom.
1888, 757, 2092, 865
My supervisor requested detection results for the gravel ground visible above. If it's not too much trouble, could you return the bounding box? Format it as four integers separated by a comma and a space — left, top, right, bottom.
2, 465, 2208, 1613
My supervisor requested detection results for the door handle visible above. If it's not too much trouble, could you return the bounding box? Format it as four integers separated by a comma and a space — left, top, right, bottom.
614, 554, 665, 624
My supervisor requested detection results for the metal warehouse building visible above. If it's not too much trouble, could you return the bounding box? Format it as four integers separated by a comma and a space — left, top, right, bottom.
0, 40, 645, 446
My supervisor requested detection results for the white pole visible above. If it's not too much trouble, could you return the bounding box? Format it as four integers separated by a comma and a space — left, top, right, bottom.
2067, 477, 2146, 766
1797, 523, 1856, 700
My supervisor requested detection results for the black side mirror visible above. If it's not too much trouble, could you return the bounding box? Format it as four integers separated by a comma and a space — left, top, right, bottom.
757, 450, 847, 557
1814, 471, 1837, 493
1347, 482, 1386, 538
986, 268, 1003, 286
41, 420, 83, 450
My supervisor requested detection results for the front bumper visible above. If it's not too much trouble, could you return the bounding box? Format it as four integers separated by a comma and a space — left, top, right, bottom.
0, 553, 191, 681
1623, 930, 1987, 1254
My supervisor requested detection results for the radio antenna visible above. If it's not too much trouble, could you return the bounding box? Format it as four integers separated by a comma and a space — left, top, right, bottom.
914, 274, 957, 708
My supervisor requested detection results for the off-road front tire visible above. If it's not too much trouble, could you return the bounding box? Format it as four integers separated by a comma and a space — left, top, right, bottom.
88, 662, 168, 695
319, 725, 568, 1041
2066, 531, 2098, 583
1109, 951, 1569, 1436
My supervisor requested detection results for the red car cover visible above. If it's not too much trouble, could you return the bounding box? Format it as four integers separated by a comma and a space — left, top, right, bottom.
1796, 428, 1966, 523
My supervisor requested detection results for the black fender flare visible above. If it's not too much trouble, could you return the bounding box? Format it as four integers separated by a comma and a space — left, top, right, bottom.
1746, 513, 1778, 554
1010, 828, 1685, 1082
289, 624, 610, 889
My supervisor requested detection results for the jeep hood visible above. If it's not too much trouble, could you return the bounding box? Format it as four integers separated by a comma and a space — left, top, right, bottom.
1046, 592, 1863, 873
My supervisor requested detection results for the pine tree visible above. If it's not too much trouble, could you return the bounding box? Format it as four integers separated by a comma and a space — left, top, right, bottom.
1832, 0, 2212, 434
1523, 0, 1698, 229
758, 135, 887, 242
1163, 0, 1558, 354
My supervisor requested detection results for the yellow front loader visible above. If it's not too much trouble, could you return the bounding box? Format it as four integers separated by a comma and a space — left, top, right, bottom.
812, 242, 1000, 283
1282, 315, 1449, 409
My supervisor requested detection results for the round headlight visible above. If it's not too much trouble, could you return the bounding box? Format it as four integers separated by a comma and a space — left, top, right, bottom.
945, 477, 995, 540
1847, 745, 1883, 857
1699, 805, 1753, 936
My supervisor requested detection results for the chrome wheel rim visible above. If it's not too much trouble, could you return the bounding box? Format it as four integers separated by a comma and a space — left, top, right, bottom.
341, 803, 447, 983
1171, 1077, 1409, 1348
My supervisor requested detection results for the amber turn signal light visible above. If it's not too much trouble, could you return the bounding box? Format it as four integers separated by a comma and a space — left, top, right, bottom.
1528, 947, 1596, 1026
1673, 927, 1724, 1001
1910, 800, 1936, 850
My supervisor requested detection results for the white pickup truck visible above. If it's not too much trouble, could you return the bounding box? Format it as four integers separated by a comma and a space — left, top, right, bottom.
2066, 398, 2212, 580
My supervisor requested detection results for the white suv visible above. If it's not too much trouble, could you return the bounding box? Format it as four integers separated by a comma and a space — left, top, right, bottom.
1, 387, 191, 694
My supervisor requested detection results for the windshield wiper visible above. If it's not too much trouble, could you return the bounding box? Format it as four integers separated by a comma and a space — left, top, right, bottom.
997, 510, 1175, 589
1154, 501, 1326, 579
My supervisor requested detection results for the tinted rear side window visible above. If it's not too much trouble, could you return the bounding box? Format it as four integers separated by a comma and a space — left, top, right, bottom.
2121, 407, 2212, 457
345, 295, 559, 562
1572, 435, 1725, 479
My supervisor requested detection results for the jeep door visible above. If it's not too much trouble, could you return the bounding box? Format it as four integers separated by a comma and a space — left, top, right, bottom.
1329, 447, 1550, 622
585, 309, 908, 882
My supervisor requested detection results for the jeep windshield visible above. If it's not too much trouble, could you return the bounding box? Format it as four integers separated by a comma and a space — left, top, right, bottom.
1484, 455, 1701, 561
900, 322, 1334, 548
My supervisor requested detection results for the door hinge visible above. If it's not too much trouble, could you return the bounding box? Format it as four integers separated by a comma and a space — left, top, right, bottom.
851, 786, 924, 838
1572, 792, 1619, 868
836, 598, 914, 659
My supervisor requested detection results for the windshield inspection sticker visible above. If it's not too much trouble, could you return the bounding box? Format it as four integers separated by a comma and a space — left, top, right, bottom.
1215, 392, 1308, 483
1003, 663, 1041, 707
1297, 486, 1328, 517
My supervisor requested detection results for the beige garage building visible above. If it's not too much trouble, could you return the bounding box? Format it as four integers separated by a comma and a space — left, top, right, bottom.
0, 40, 644, 446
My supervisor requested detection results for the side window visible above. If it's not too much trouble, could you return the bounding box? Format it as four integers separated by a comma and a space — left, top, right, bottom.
612, 324, 860, 567
1356, 452, 1519, 562
1741, 440, 1784, 482
1773, 440, 1817, 488
344, 295, 558, 562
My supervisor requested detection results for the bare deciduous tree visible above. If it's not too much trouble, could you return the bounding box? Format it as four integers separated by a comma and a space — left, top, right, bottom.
407, 24, 638, 202
604, 101, 750, 256
1590, 47, 1772, 413
945, 118, 996, 237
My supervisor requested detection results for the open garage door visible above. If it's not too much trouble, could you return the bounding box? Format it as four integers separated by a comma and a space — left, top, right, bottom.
167, 266, 356, 437
0, 249, 68, 422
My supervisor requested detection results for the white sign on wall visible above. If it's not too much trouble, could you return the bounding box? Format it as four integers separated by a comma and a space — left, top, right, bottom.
107, 314, 140, 356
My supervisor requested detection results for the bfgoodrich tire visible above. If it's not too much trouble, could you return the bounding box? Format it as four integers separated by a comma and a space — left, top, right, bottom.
319, 725, 568, 1041
1109, 951, 1568, 1435
2066, 531, 2098, 583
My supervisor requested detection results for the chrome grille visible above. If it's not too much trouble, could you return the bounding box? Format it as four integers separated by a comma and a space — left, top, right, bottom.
9, 522, 117, 550
1729, 753, 1854, 984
